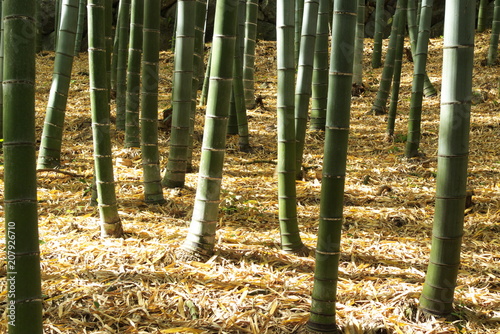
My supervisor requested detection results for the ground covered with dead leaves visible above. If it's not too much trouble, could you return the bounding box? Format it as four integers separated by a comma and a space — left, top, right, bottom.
0, 32, 499, 333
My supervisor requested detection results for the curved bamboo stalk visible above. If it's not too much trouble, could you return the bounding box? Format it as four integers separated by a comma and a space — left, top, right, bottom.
307, 1, 357, 331
37, 0, 80, 169
179, 0, 238, 260
3, 1, 43, 331
419, 0, 475, 316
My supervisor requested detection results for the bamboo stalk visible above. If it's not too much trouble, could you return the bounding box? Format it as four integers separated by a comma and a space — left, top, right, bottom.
419, 0, 476, 316
3, 1, 43, 331
307, 1, 357, 331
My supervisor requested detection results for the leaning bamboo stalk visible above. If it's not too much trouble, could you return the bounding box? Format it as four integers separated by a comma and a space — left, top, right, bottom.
37, 0, 79, 169
179, 0, 238, 260
307, 1, 357, 331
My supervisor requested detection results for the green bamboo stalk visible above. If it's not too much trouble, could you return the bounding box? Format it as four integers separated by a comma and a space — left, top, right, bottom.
372, 0, 385, 68
185, 0, 209, 172
105, 0, 113, 96
352, 0, 365, 86
407, 0, 436, 97
405, 0, 434, 157
74, 0, 87, 56
371, 4, 404, 115
35, 0, 42, 52
487, 0, 500, 66
111, 15, 119, 92
199, 47, 211, 106
309, 0, 329, 131
243, 0, 258, 109
276, 0, 307, 254
115, 0, 131, 131
3, 0, 43, 331
237, 0, 246, 58
124, 0, 143, 148
227, 93, 239, 135
477, 0, 489, 32
295, 0, 304, 66
37, 0, 80, 169
419, 0, 475, 316
416, 0, 422, 23
386, 0, 408, 139
88, 0, 123, 237
141, 0, 165, 204
193, 0, 207, 82
0, 0, 4, 142
55, 0, 62, 49
180, 0, 238, 260
307, 1, 357, 331
227, 1, 245, 137
232, 0, 251, 151
294, 0, 319, 179
162, 0, 196, 188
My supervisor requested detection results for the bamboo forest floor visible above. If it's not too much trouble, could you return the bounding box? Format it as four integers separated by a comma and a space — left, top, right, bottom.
1, 32, 500, 333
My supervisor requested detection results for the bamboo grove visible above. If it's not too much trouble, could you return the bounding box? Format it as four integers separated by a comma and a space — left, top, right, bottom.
1, 0, 499, 332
